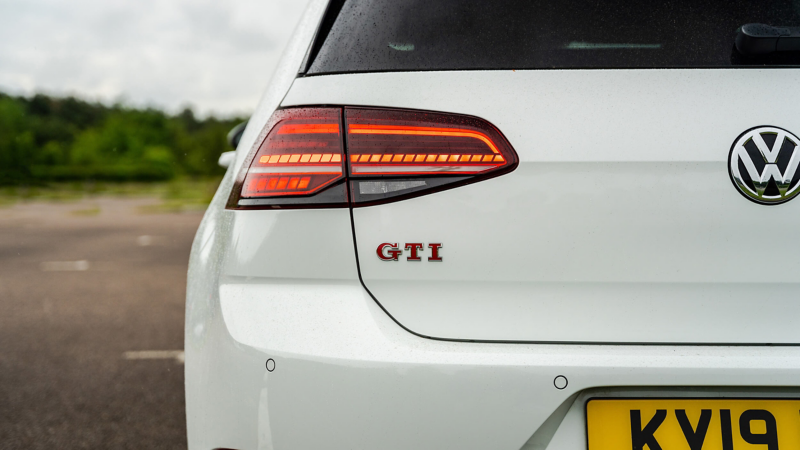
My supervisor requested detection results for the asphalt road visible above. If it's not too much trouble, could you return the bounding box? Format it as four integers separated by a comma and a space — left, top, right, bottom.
0, 198, 203, 449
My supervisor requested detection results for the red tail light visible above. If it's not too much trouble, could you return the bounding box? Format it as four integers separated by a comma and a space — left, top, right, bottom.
346, 110, 511, 176
228, 108, 349, 208
228, 107, 517, 209
344, 108, 517, 205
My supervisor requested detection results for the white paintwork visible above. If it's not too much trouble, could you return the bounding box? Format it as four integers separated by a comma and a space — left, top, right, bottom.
186, 5, 800, 449
282, 70, 800, 344
191, 189, 800, 448
203, 265, 800, 449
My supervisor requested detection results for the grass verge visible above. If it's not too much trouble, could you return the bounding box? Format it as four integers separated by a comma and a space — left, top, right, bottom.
0, 177, 223, 212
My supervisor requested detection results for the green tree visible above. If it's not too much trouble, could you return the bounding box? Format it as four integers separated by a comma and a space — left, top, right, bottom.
0, 97, 35, 183
0, 92, 244, 184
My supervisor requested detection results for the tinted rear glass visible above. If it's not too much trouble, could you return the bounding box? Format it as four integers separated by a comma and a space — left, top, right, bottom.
306, 0, 800, 74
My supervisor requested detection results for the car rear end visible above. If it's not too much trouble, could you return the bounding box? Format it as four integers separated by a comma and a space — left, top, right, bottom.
185, 1, 800, 449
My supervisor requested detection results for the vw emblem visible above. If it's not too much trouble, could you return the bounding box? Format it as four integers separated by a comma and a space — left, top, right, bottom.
729, 126, 800, 205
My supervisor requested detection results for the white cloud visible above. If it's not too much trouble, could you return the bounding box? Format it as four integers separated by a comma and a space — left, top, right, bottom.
0, 0, 310, 117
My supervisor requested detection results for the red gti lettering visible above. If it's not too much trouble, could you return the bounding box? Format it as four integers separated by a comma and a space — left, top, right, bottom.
428, 243, 443, 262
405, 243, 424, 261
377, 243, 402, 261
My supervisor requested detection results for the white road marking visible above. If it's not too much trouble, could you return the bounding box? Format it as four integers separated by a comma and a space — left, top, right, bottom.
40, 260, 89, 271
137, 235, 167, 246
123, 350, 184, 364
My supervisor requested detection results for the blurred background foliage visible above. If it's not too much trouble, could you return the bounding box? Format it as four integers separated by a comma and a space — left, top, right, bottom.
0, 92, 245, 186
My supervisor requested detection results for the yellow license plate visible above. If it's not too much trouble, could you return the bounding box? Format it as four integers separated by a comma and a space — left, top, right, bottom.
587, 398, 800, 450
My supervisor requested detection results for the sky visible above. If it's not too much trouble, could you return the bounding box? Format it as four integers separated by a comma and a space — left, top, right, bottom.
0, 0, 310, 117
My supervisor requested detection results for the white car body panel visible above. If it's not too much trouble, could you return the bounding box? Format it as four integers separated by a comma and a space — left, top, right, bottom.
218, 280, 800, 450
189, 192, 800, 449
282, 70, 800, 344
185, 2, 800, 449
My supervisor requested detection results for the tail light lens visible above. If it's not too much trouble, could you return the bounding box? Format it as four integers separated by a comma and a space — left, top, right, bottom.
345, 108, 517, 205
227, 107, 348, 209
228, 107, 517, 209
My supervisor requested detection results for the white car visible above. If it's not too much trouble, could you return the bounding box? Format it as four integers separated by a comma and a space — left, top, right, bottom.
185, 1, 800, 449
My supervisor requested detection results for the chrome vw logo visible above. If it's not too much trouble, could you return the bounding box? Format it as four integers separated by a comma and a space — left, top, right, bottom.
729, 126, 800, 204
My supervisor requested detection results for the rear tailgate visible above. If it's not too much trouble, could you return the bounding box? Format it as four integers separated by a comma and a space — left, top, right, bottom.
283, 69, 800, 344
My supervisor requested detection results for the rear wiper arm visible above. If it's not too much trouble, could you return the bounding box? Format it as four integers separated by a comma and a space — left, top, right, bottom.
736, 23, 800, 56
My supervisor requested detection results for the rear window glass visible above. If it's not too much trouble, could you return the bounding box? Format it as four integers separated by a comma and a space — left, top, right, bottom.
306, 0, 800, 74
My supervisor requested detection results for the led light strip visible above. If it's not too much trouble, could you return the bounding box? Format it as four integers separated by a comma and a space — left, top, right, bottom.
247, 166, 342, 174
351, 164, 498, 174
348, 124, 500, 154
277, 123, 340, 134
259, 153, 342, 164
349, 154, 504, 163
248, 176, 313, 191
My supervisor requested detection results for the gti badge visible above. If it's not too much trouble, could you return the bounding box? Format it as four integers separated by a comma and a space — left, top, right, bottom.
729, 126, 800, 204
377, 243, 443, 262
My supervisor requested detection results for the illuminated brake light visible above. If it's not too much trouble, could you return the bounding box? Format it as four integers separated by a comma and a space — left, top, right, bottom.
348, 125, 500, 153
237, 108, 344, 198
345, 109, 516, 178
261, 154, 341, 164
348, 153, 504, 174
227, 107, 517, 209
277, 123, 340, 134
